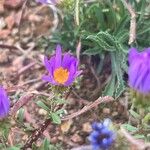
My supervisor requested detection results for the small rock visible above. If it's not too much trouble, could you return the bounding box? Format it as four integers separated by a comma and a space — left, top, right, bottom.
61, 120, 73, 133
0, 49, 9, 63
71, 133, 83, 143
103, 108, 110, 114
11, 28, 18, 36
4, 0, 25, 9
82, 122, 92, 133
0, 0, 5, 14
0, 17, 6, 29
21, 36, 31, 44
0, 29, 10, 39
7, 38, 15, 45
5, 13, 15, 30
112, 112, 118, 117
39, 109, 47, 115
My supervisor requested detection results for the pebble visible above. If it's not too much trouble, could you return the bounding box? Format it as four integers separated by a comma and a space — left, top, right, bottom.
38, 109, 47, 115
102, 108, 110, 114
0, 17, 6, 29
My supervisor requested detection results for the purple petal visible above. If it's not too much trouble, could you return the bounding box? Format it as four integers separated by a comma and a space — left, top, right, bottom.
62, 53, 78, 69
62, 53, 71, 68
55, 44, 62, 69
64, 62, 77, 86
0, 86, 10, 118
75, 70, 82, 77
44, 56, 55, 73
128, 62, 142, 88
42, 75, 57, 85
36, 0, 57, 4
128, 47, 138, 64
140, 70, 150, 93
134, 64, 148, 89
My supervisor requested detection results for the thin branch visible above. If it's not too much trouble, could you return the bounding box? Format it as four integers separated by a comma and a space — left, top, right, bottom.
18, 0, 28, 36
21, 119, 51, 150
122, 0, 136, 45
18, 62, 36, 76
121, 127, 150, 150
10, 94, 34, 116
62, 96, 114, 121
0, 44, 19, 51
75, 0, 80, 26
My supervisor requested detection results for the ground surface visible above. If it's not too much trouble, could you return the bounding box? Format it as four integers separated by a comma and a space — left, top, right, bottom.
0, 1, 129, 149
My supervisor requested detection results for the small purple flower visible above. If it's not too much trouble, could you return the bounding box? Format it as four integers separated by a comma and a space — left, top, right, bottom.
88, 119, 115, 150
42, 44, 81, 86
128, 47, 150, 94
36, 0, 58, 5
0, 86, 10, 118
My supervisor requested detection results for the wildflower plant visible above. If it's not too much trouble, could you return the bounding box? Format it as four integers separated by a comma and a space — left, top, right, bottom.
122, 47, 150, 144
128, 47, 150, 107
88, 119, 115, 150
36, 44, 81, 124
0, 85, 11, 148
128, 47, 150, 95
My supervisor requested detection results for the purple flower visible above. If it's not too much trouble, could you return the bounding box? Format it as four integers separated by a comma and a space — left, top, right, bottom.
88, 119, 115, 150
128, 47, 150, 94
42, 44, 81, 86
36, 0, 58, 5
0, 86, 10, 118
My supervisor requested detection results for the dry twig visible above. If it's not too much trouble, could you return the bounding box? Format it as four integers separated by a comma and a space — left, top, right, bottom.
10, 94, 34, 116
121, 127, 150, 150
21, 119, 51, 150
122, 0, 136, 45
62, 96, 114, 121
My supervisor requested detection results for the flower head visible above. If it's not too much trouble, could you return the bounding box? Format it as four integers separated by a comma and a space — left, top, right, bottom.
42, 44, 81, 86
128, 47, 150, 94
36, 0, 58, 5
0, 86, 10, 118
88, 119, 115, 150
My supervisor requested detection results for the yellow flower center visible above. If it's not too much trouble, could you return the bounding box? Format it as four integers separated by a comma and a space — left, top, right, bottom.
54, 67, 69, 84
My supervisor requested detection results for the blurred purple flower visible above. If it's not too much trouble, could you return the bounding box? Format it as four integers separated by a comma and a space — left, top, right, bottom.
43, 44, 82, 86
128, 47, 150, 94
0, 86, 10, 118
88, 119, 115, 150
36, 0, 58, 5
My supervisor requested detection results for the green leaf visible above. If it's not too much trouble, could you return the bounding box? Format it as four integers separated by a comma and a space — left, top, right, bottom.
55, 98, 68, 105
7, 147, 20, 150
111, 52, 126, 98
97, 31, 116, 47
115, 79, 125, 98
18, 108, 25, 123
56, 109, 65, 115
38, 138, 50, 150
83, 47, 101, 55
137, 0, 147, 23
134, 134, 145, 139
116, 30, 128, 43
103, 75, 115, 96
87, 35, 115, 51
129, 110, 140, 119
122, 124, 138, 132
50, 113, 61, 124
0, 119, 11, 139
36, 101, 50, 111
